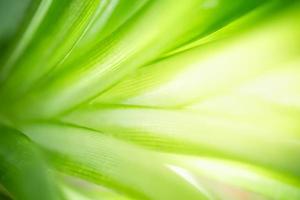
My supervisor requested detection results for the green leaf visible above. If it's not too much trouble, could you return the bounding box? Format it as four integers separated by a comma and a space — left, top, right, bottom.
22, 122, 212, 199
0, 125, 63, 200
